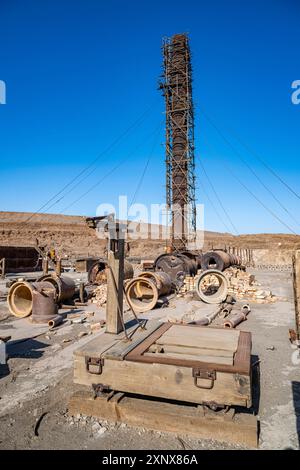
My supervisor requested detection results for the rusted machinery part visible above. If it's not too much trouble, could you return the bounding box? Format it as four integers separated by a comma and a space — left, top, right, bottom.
48, 315, 63, 329
125, 277, 159, 313
37, 273, 76, 303
181, 250, 202, 269
138, 271, 172, 297
224, 312, 247, 329
219, 304, 233, 318
87, 259, 107, 284
154, 253, 197, 284
32, 287, 58, 324
88, 259, 134, 285
196, 269, 229, 304
7, 281, 54, 318
225, 294, 236, 304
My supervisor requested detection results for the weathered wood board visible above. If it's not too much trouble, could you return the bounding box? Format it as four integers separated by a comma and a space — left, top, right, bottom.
69, 390, 258, 448
156, 325, 240, 351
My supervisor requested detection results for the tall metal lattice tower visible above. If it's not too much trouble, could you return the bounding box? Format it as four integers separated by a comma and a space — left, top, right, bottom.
160, 33, 196, 252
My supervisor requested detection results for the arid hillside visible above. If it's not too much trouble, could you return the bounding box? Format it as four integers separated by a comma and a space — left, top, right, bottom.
0, 211, 299, 261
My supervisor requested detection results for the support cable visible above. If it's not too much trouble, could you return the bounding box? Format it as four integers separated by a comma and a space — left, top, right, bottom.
59, 122, 163, 214
20, 102, 157, 226
198, 181, 233, 234
200, 132, 298, 235
199, 107, 300, 228
198, 159, 239, 235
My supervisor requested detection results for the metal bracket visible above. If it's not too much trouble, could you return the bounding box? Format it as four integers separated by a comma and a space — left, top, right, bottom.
85, 356, 104, 375
192, 369, 216, 389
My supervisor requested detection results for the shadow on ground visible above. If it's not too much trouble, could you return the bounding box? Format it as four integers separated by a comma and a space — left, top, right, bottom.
7, 338, 50, 360
292, 381, 300, 448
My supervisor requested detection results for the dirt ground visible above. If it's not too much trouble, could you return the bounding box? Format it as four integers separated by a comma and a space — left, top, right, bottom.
0, 268, 299, 450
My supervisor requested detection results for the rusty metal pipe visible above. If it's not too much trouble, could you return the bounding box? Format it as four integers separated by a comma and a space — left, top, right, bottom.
223, 312, 247, 328
125, 271, 172, 313
32, 287, 58, 324
219, 304, 233, 318
37, 273, 75, 303
7, 281, 54, 318
48, 315, 63, 329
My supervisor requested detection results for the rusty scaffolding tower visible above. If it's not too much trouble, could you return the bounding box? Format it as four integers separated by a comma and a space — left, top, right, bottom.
160, 33, 196, 252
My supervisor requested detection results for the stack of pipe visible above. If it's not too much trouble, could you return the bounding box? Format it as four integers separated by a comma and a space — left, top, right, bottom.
223, 304, 251, 328
125, 271, 172, 313
201, 250, 241, 272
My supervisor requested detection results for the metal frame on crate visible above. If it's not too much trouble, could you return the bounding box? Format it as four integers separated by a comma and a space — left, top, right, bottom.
160, 34, 196, 252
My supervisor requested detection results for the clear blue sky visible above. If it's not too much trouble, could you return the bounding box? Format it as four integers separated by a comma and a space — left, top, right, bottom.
0, 0, 299, 234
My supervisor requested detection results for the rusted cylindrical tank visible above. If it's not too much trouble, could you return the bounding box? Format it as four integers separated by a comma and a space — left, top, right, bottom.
7, 281, 54, 318
32, 287, 58, 323
37, 273, 75, 303
88, 259, 133, 285
196, 269, 228, 304
137, 272, 172, 297
201, 250, 231, 272
181, 251, 202, 270
125, 272, 172, 313
201, 250, 242, 272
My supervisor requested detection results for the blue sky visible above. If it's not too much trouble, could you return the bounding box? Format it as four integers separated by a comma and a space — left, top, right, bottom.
0, 0, 299, 234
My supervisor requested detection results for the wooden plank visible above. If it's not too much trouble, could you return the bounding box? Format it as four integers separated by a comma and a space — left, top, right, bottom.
148, 344, 234, 358
106, 242, 125, 335
144, 351, 233, 365
68, 391, 258, 448
74, 356, 252, 407
74, 320, 160, 359
103, 320, 162, 360
156, 334, 239, 352
158, 324, 240, 352
167, 324, 240, 340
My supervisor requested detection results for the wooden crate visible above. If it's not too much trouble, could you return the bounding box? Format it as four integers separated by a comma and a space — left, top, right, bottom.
74, 321, 252, 408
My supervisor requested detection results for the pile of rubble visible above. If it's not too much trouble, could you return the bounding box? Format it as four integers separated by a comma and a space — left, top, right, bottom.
178, 275, 199, 294
178, 268, 279, 304
91, 284, 107, 307
224, 267, 278, 303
